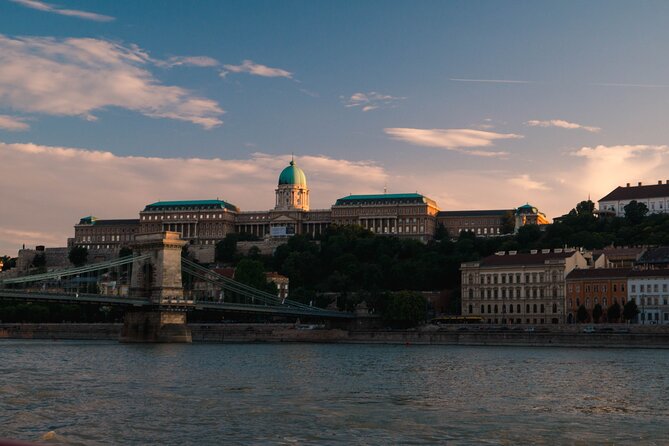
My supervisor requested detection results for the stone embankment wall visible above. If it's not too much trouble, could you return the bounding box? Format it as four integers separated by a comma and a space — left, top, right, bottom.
1, 323, 669, 348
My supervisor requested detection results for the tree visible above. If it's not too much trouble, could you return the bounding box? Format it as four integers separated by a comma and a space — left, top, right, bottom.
577, 304, 589, 323
575, 200, 595, 215
624, 200, 648, 225
68, 246, 88, 267
501, 211, 516, 234
31, 253, 46, 269
234, 259, 275, 294
623, 299, 640, 322
607, 302, 621, 323
215, 234, 239, 263
592, 303, 603, 323
383, 290, 427, 328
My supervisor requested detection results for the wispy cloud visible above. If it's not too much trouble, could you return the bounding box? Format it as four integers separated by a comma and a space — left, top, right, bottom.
0, 115, 29, 131
161, 56, 220, 68
450, 78, 537, 84
0, 141, 388, 253
384, 128, 522, 157
0, 35, 224, 128
221, 60, 292, 79
10, 0, 114, 22
526, 119, 600, 133
507, 174, 550, 191
342, 91, 405, 112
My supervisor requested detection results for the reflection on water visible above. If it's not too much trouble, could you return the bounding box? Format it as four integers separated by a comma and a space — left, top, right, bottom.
1, 341, 668, 445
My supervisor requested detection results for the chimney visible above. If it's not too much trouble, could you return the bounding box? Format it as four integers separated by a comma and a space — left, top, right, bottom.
530, 249, 538, 254
638, 182, 642, 186
659, 180, 663, 185
626, 183, 630, 187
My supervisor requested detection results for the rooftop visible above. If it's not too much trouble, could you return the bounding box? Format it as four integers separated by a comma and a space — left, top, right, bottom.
637, 247, 669, 265
599, 182, 669, 202
477, 250, 577, 267
334, 193, 437, 207
144, 199, 239, 212
77, 217, 139, 226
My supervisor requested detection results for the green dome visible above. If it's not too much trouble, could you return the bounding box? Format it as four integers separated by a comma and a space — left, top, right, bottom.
278, 160, 307, 186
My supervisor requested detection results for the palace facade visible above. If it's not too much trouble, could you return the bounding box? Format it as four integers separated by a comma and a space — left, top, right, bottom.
71, 159, 548, 254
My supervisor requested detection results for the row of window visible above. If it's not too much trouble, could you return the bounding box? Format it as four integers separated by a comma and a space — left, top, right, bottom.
630, 283, 668, 293
142, 213, 227, 221
567, 283, 626, 293
78, 235, 128, 243
467, 271, 559, 285
469, 287, 562, 299
469, 303, 558, 314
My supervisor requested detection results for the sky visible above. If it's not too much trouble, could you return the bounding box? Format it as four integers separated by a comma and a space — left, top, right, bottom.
2, 0, 669, 254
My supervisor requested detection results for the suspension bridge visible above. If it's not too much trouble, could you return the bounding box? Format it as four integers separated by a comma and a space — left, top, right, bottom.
0, 231, 352, 342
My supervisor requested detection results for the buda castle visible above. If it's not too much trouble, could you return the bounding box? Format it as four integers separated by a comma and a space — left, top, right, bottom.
71, 158, 548, 258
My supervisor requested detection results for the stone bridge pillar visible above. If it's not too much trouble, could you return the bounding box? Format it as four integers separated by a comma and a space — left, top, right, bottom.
120, 232, 192, 343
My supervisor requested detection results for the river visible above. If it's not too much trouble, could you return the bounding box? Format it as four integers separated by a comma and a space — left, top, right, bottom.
1, 341, 668, 445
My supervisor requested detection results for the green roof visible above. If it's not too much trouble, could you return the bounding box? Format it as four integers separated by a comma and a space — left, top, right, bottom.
335, 193, 436, 206
144, 199, 239, 212
278, 160, 307, 186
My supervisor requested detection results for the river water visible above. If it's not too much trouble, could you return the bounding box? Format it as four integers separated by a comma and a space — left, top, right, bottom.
1, 341, 668, 445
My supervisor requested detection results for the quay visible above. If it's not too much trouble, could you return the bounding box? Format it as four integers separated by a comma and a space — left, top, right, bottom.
2, 323, 669, 348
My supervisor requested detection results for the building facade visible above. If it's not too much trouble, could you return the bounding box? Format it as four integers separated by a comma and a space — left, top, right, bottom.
461, 249, 587, 324
565, 268, 630, 323
628, 270, 669, 325
599, 181, 669, 217
71, 159, 550, 255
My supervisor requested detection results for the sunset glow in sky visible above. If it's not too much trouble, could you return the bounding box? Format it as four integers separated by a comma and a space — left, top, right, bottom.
2, 0, 669, 253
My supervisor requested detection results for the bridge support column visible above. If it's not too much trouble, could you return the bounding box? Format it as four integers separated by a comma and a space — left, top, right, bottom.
121, 231, 192, 343
120, 310, 191, 343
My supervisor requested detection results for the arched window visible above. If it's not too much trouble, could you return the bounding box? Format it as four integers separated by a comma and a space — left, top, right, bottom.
552, 303, 557, 313
533, 304, 537, 313
509, 304, 514, 314
468, 288, 474, 299
517, 304, 521, 313
488, 304, 491, 313
468, 274, 473, 284
494, 305, 499, 314
526, 304, 530, 313
468, 304, 473, 314
481, 305, 485, 314
540, 304, 545, 313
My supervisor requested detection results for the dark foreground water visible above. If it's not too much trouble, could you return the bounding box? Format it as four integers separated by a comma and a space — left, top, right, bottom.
1, 342, 668, 445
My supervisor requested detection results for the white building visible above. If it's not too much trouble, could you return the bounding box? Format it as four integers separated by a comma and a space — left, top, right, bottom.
598, 181, 669, 217
461, 248, 588, 325
628, 270, 669, 325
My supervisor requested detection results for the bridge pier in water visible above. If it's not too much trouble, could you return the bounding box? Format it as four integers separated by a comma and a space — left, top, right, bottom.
120, 231, 192, 343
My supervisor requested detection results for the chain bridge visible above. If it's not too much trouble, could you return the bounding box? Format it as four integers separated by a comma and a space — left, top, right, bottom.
0, 232, 352, 342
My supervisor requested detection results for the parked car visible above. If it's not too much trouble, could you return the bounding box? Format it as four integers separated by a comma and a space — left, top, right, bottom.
582, 326, 596, 333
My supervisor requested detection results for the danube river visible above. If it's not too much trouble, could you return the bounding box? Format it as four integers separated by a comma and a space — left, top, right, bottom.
1, 341, 668, 445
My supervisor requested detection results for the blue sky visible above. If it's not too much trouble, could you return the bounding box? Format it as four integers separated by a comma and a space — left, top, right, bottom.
2, 0, 669, 253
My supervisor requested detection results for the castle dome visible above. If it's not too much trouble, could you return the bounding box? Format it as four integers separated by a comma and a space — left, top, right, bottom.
278, 159, 307, 187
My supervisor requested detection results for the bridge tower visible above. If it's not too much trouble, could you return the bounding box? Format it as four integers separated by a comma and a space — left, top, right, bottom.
120, 231, 192, 343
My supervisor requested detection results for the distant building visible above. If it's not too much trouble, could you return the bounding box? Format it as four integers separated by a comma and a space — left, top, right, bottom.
68, 159, 551, 258
331, 193, 439, 242
628, 269, 669, 325
265, 272, 289, 299
636, 246, 669, 269
593, 246, 644, 268
598, 180, 669, 217
565, 268, 630, 323
461, 249, 587, 324
436, 209, 514, 238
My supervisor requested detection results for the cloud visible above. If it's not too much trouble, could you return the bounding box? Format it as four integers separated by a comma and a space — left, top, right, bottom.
221, 60, 292, 79
342, 91, 405, 112
161, 56, 220, 68
526, 119, 600, 133
0, 141, 388, 254
0, 115, 29, 131
507, 174, 550, 191
10, 0, 114, 22
0, 35, 224, 128
384, 128, 522, 157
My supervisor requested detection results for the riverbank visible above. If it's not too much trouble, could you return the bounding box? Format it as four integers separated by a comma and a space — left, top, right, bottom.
2, 323, 669, 348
